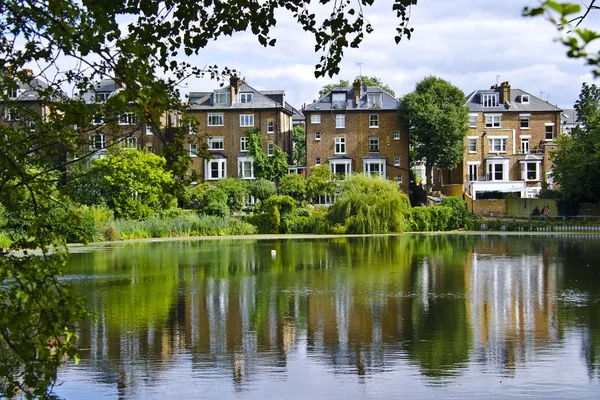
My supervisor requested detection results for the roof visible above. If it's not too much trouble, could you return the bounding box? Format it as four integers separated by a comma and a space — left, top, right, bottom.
188, 83, 291, 112
11, 78, 50, 101
466, 87, 562, 113
80, 78, 120, 103
304, 85, 400, 112
561, 108, 580, 125
290, 105, 305, 122
362, 153, 387, 160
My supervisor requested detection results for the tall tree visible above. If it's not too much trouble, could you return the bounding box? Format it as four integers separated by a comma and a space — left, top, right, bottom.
318, 76, 396, 98
550, 83, 600, 203
0, 1, 417, 396
397, 76, 469, 192
292, 125, 307, 166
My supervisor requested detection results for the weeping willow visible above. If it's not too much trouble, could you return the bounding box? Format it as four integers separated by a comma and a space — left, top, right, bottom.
328, 174, 411, 234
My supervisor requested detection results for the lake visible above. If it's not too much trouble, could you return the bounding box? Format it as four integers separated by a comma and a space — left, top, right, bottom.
55, 234, 600, 399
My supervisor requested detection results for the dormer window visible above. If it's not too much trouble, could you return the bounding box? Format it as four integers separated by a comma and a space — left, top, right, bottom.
521, 94, 530, 104
213, 91, 230, 105
240, 92, 253, 103
368, 93, 382, 108
481, 93, 499, 107
332, 92, 346, 109
8, 88, 20, 99
95, 92, 110, 102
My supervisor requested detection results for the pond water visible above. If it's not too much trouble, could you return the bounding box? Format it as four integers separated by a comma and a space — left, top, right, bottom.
55, 234, 600, 399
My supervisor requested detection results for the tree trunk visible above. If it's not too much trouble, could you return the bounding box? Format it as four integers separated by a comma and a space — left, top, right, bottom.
425, 162, 434, 195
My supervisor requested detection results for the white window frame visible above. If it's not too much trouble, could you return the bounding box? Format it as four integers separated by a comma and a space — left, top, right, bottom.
311, 114, 321, 124
4, 108, 19, 121
91, 134, 106, 150
122, 136, 137, 150
240, 114, 254, 127
521, 94, 530, 104
467, 162, 479, 182
237, 156, 255, 179
315, 157, 321, 165
396, 175, 403, 184
240, 137, 248, 152
335, 114, 345, 129
267, 120, 274, 134
335, 137, 346, 154
521, 161, 540, 181
92, 114, 105, 125
485, 114, 501, 128
368, 93, 382, 108
315, 131, 321, 141
8, 88, 20, 99
486, 159, 508, 181
208, 113, 224, 126
330, 159, 352, 177
190, 143, 197, 157
520, 136, 530, 154
469, 113, 477, 128
240, 92, 253, 104
208, 136, 224, 150
363, 160, 386, 178
369, 137, 379, 152
369, 114, 379, 128
394, 156, 400, 166
468, 136, 477, 153
488, 137, 507, 153
482, 93, 499, 107
95, 92, 110, 103
332, 93, 346, 109
520, 113, 530, 129
119, 112, 137, 126
205, 158, 227, 180
213, 92, 230, 105
545, 123, 555, 141
145, 124, 153, 135
393, 130, 400, 140
268, 143, 274, 156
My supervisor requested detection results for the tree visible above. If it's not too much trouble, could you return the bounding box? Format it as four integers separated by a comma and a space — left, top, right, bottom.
306, 165, 337, 202
215, 177, 249, 213
278, 173, 307, 201
550, 83, 600, 203
524, 1, 600, 77
318, 75, 396, 98
292, 126, 306, 166
70, 150, 175, 219
246, 128, 289, 181
397, 76, 469, 192
1, 0, 417, 396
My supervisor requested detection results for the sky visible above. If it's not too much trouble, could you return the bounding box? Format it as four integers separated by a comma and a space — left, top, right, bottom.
182, 0, 597, 111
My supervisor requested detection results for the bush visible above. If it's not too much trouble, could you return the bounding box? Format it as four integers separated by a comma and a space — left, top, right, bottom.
215, 177, 249, 212
249, 178, 277, 202
440, 196, 469, 230
557, 196, 580, 216
408, 207, 431, 232
200, 188, 230, 217
327, 174, 410, 234
278, 174, 306, 201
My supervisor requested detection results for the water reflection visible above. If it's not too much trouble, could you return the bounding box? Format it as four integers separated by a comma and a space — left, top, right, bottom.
60, 235, 600, 398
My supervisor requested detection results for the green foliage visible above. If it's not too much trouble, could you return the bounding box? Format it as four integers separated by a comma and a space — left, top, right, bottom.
398, 76, 469, 192
557, 196, 580, 216
524, 2, 600, 77
278, 173, 307, 201
550, 83, 600, 203
215, 178, 249, 212
306, 165, 337, 201
440, 196, 469, 230
70, 150, 176, 219
292, 126, 307, 166
327, 174, 410, 234
249, 178, 277, 202
0, 252, 89, 399
200, 188, 230, 218
407, 205, 464, 232
318, 76, 396, 98
246, 128, 289, 181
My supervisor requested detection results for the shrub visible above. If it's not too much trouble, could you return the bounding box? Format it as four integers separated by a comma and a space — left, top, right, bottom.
327, 174, 410, 234
249, 178, 277, 202
408, 207, 431, 232
200, 188, 230, 217
215, 177, 249, 212
441, 196, 469, 230
557, 196, 580, 216
278, 174, 306, 201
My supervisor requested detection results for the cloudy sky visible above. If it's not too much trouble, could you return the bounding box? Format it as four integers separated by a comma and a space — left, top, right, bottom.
183, 0, 596, 110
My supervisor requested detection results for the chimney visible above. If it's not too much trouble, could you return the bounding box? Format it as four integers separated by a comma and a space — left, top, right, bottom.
23, 68, 33, 76
353, 79, 361, 107
499, 81, 511, 104
229, 75, 240, 105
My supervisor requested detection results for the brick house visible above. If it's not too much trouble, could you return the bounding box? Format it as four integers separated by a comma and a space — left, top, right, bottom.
1, 69, 50, 130
79, 78, 155, 159
303, 80, 409, 192
185, 76, 294, 181
434, 82, 562, 199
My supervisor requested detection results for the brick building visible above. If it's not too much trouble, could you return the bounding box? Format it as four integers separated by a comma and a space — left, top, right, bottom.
303, 80, 409, 192
435, 82, 562, 199
185, 76, 294, 181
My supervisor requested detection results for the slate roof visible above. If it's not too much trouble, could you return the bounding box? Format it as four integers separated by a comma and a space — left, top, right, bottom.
188, 83, 290, 112
561, 108, 580, 125
304, 85, 400, 112
12, 78, 49, 101
80, 78, 120, 103
465, 88, 562, 113
362, 153, 387, 160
